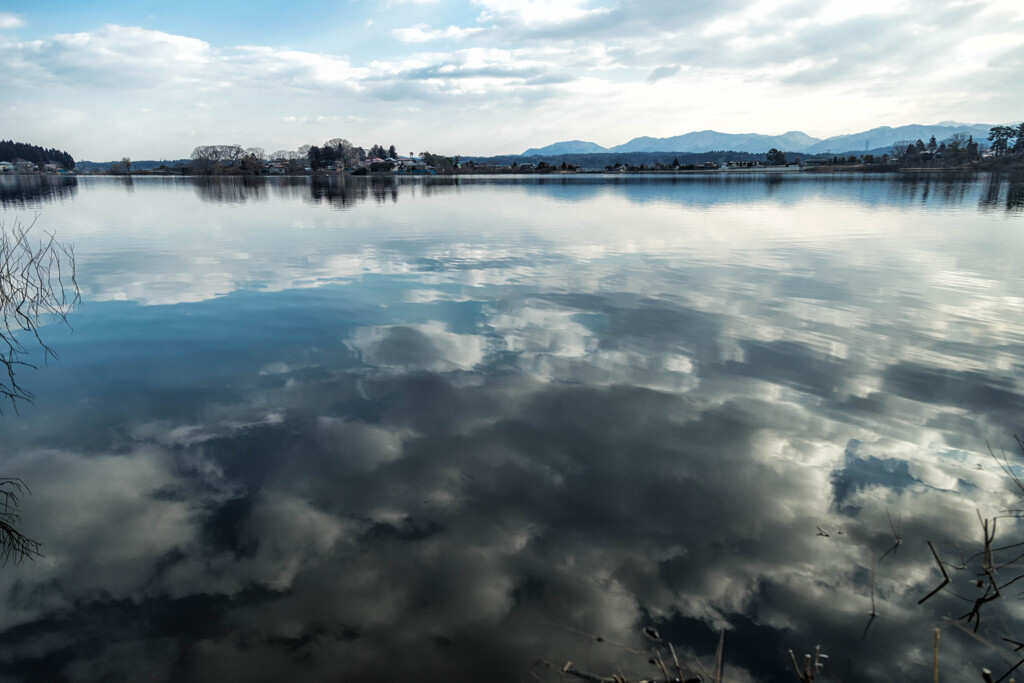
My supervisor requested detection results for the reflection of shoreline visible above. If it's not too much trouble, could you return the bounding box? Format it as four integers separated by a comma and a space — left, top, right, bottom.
6, 172, 1017, 216
888, 171, 1024, 213
0, 174, 79, 208
44, 173, 1018, 214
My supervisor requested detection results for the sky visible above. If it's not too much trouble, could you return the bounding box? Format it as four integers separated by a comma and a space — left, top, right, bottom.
1, 0, 1022, 160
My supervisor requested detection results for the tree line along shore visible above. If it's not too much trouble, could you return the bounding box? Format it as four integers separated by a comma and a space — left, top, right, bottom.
4, 125, 1024, 177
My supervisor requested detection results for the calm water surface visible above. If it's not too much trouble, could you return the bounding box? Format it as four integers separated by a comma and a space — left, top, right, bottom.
2, 173, 1024, 681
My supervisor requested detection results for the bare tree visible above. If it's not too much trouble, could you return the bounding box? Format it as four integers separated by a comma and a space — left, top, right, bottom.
1, 218, 80, 411
324, 138, 358, 167
891, 140, 914, 159
190, 145, 218, 173
222, 144, 245, 165
324, 137, 351, 151
0, 478, 40, 565
190, 145, 246, 173
0, 219, 77, 565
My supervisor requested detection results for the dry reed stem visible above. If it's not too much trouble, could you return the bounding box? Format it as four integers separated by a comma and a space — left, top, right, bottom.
714, 631, 724, 683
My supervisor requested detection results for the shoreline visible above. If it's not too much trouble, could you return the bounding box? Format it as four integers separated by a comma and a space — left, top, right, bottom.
7, 161, 1023, 179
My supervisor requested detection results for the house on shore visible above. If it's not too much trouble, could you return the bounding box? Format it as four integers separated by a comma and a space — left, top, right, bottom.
394, 156, 430, 173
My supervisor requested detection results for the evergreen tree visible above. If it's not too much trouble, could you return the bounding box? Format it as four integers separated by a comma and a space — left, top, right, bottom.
987, 125, 1015, 156
966, 135, 979, 160
308, 145, 324, 170
0, 140, 75, 169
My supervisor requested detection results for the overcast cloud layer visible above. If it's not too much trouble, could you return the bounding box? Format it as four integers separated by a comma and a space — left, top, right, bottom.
1, 0, 1022, 160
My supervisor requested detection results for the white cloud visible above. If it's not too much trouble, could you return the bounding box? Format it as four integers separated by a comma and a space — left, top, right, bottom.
0, 25, 366, 94
282, 114, 347, 124
391, 24, 485, 42
0, 12, 24, 29
814, 0, 909, 24
0, 24, 213, 90
474, 0, 613, 28
367, 45, 572, 96
348, 322, 488, 372
231, 46, 366, 91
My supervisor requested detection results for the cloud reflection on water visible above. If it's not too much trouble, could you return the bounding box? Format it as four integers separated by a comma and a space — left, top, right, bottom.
1, 175, 1024, 680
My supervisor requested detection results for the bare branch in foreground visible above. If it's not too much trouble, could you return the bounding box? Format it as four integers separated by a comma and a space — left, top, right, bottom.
0, 478, 41, 566
0, 217, 80, 413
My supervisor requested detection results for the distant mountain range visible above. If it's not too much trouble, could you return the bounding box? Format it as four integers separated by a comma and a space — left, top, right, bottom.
522, 122, 998, 156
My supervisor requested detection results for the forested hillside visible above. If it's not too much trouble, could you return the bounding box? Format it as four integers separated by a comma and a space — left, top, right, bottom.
0, 140, 75, 169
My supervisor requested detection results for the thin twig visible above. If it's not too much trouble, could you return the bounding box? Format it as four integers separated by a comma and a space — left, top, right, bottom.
879, 509, 903, 562
862, 558, 878, 640
920, 541, 951, 604
533, 660, 616, 683
996, 659, 1024, 683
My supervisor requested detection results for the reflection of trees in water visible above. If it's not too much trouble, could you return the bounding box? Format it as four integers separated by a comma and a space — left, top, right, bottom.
271, 176, 458, 208
113, 175, 134, 194
175, 173, 1024, 214
1009, 175, 1024, 213
185, 174, 819, 209
265, 177, 360, 207
889, 171, 1024, 213
889, 172, 975, 206
763, 173, 784, 194
0, 175, 79, 209
300, 176, 442, 208
190, 176, 405, 208
978, 172, 1024, 214
191, 176, 268, 204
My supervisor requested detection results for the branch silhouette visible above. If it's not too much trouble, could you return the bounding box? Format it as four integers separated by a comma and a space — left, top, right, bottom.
1, 217, 79, 564
0, 217, 80, 412
0, 478, 40, 565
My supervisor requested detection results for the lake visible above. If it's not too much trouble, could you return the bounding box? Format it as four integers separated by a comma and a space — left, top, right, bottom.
2, 172, 1024, 682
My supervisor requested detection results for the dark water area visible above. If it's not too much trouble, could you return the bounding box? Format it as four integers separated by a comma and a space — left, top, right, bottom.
2, 173, 1024, 681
